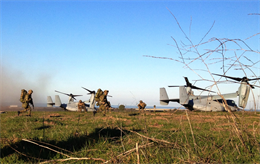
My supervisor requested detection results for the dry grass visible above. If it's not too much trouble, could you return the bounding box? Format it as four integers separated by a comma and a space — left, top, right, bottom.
1, 109, 259, 163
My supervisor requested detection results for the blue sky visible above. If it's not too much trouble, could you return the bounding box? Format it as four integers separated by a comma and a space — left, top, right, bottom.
1, 0, 259, 109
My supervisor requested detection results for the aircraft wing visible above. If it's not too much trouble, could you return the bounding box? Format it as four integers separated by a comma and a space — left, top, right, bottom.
212, 92, 238, 100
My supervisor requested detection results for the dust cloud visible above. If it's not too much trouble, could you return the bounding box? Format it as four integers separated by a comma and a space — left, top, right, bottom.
0, 66, 52, 107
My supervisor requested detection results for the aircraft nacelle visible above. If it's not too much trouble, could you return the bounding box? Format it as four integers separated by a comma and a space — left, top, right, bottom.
238, 82, 250, 108
179, 86, 189, 105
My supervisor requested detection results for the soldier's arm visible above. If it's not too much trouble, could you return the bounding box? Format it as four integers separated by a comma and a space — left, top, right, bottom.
30, 97, 34, 108
27, 95, 34, 108
31, 101, 34, 109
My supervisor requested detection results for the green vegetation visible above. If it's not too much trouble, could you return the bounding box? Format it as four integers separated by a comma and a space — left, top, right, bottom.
118, 105, 125, 111
1, 110, 259, 163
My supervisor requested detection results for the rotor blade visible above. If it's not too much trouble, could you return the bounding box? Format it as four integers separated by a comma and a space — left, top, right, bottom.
73, 95, 83, 97
55, 90, 70, 96
191, 86, 215, 93
82, 87, 95, 94
212, 73, 242, 82
168, 85, 182, 87
247, 77, 260, 81
107, 95, 112, 97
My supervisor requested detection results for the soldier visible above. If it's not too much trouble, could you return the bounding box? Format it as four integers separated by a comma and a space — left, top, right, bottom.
18, 89, 34, 116
98, 90, 111, 116
138, 100, 146, 112
78, 100, 86, 112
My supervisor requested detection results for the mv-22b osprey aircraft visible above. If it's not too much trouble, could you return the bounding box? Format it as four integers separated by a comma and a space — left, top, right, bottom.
160, 74, 260, 112
47, 87, 96, 112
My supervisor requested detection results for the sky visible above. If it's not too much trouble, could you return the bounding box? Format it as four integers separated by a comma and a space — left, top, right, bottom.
1, 0, 259, 109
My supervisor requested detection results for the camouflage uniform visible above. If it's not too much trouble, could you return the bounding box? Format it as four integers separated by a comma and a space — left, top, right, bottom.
98, 90, 111, 116
138, 100, 146, 112
20, 89, 27, 103
78, 100, 86, 112
95, 88, 103, 106
18, 90, 34, 116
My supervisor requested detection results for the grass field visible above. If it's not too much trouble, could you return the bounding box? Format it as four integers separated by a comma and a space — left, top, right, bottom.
1, 109, 260, 163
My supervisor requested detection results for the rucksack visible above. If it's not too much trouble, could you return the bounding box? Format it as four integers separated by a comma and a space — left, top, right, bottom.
20, 89, 27, 103
94, 88, 103, 102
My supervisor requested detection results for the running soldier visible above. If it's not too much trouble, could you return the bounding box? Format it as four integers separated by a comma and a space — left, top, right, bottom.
98, 90, 111, 116
18, 89, 34, 116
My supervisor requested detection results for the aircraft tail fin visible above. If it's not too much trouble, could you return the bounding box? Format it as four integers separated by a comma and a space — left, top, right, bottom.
55, 95, 62, 106
47, 96, 54, 107
160, 88, 169, 105
179, 86, 189, 104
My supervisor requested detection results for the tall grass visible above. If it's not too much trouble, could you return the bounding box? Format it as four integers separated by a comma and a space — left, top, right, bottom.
1, 110, 259, 163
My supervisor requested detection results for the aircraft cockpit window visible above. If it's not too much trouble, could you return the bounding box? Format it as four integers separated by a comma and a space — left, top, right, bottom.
226, 100, 237, 107
214, 99, 237, 107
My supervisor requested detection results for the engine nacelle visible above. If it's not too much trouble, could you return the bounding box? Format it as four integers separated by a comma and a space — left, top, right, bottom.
238, 83, 250, 108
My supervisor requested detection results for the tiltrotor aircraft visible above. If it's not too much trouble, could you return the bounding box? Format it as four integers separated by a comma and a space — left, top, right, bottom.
160, 75, 259, 112
47, 87, 96, 112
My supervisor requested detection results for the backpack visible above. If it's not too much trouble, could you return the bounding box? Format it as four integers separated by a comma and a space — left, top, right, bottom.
94, 88, 103, 102
20, 89, 27, 103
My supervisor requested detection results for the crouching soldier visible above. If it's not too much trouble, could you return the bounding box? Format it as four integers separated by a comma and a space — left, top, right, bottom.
138, 100, 146, 113
78, 100, 86, 112
18, 89, 34, 116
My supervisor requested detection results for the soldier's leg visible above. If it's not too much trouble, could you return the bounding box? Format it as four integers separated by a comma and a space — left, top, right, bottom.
104, 104, 109, 113
27, 106, 31, 116
107, 102, 111, 113
100, 105, 106, 116
139, 108, 142, 113
97, 105, 103, 115
18, 108, 26, 116
79, 107, 83, 112
20, 104, 26, 112
141, 108, 144, 114
20, 103, 29, 114
20, 108, 28, 113
103, 108, 107, 116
